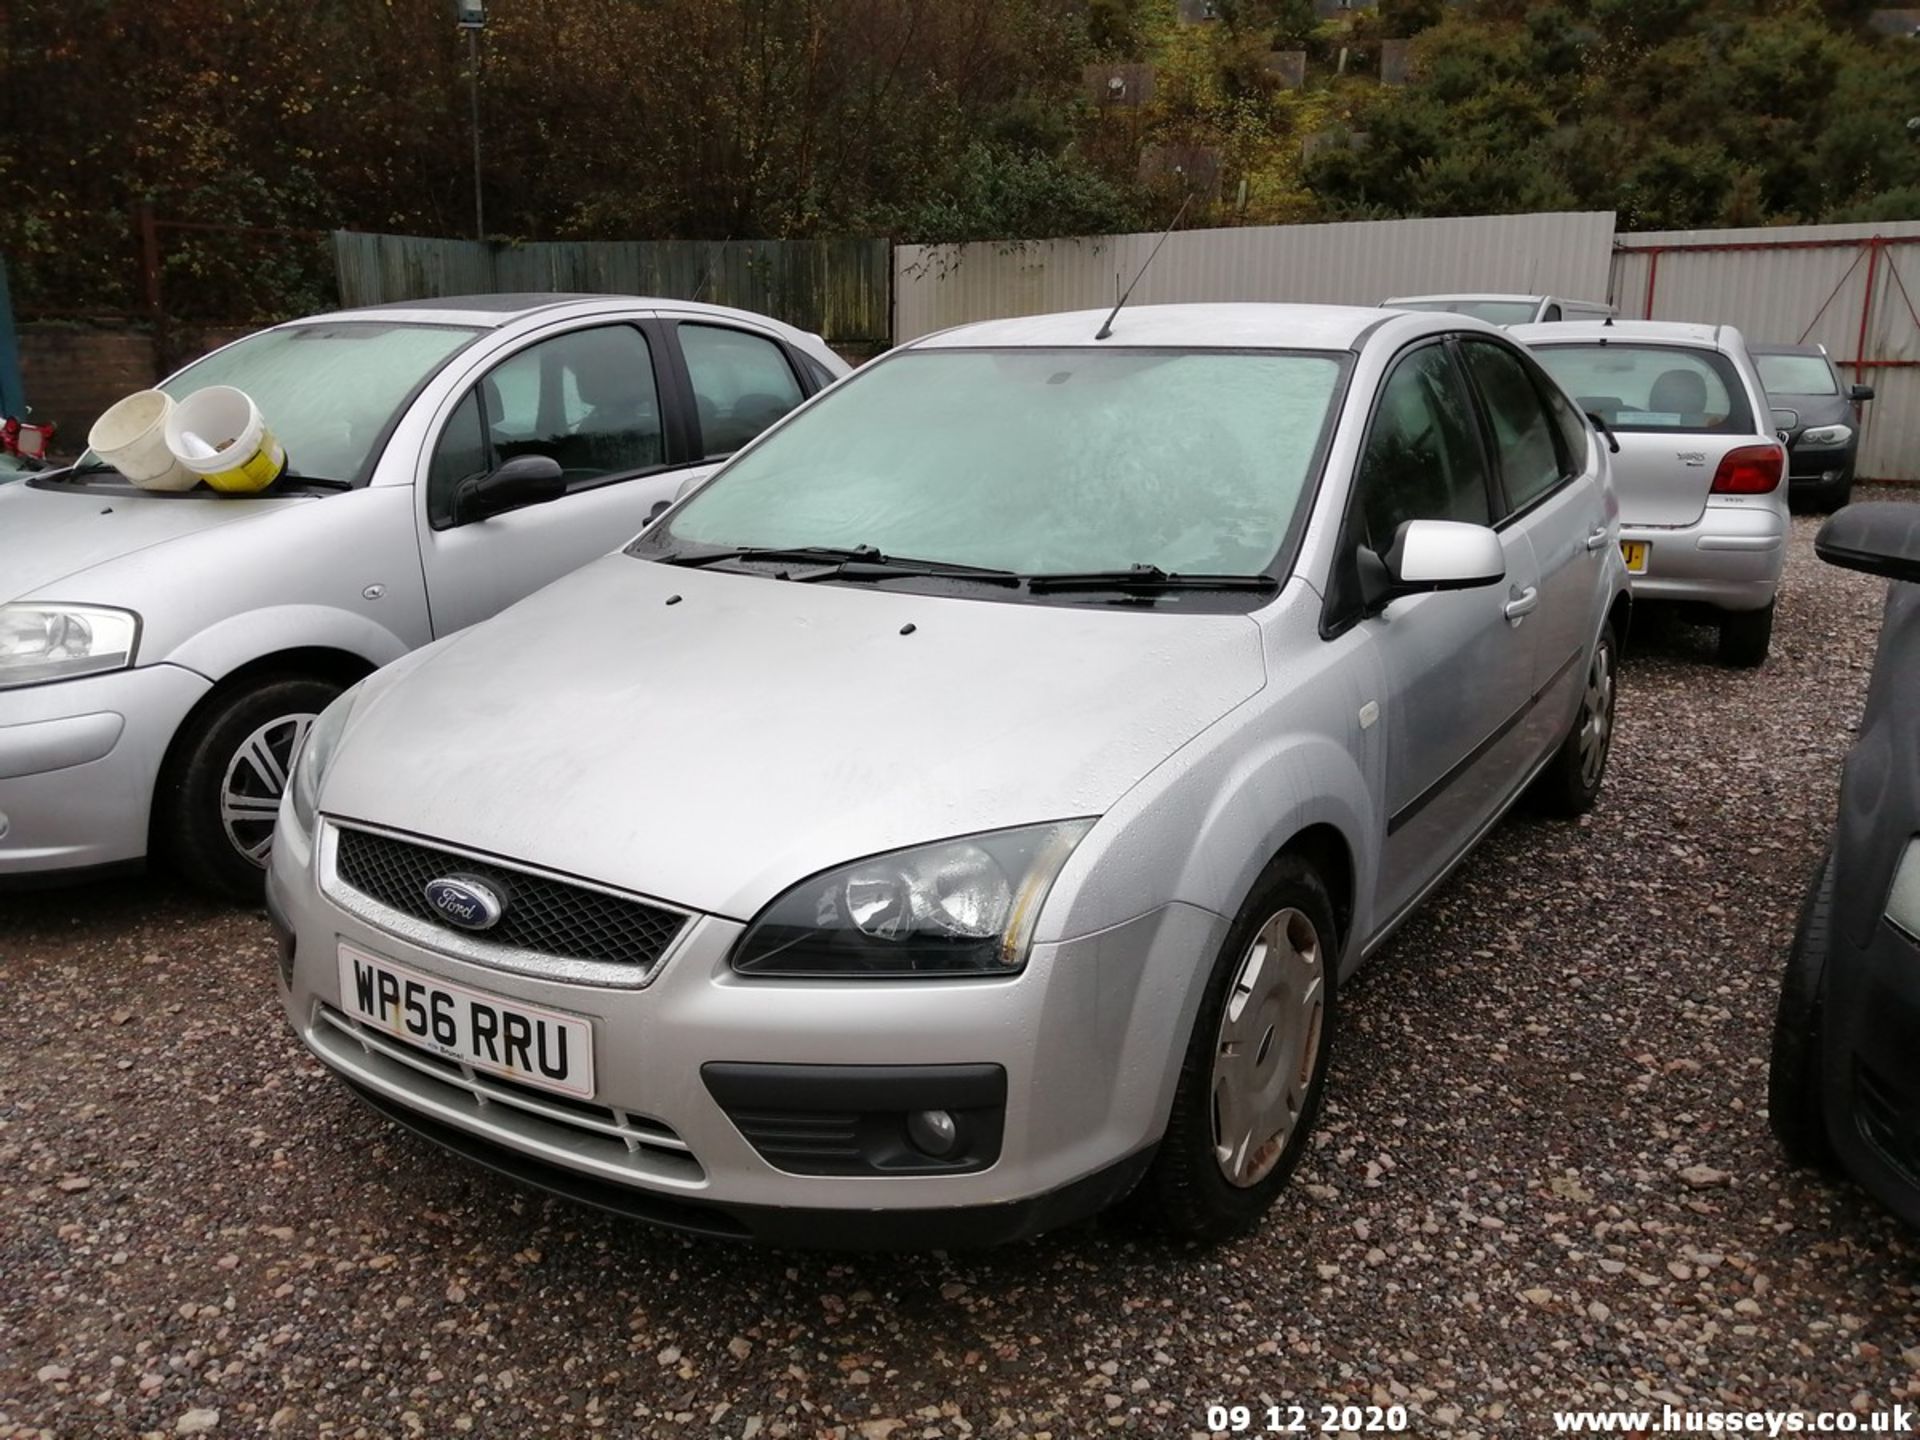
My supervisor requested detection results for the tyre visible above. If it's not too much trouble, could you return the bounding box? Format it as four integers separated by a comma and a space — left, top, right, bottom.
1533, 622, 1617, 818
1718, 602, 1774, 668
155, 674, 341, 902
1143, 853, 1338, 1241
1769, 849, 1838, 1171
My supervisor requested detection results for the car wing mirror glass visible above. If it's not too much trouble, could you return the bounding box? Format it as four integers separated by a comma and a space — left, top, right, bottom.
1815, 502, 1920, 584
453, 454, 565, 524
1771, 408, 1799, 435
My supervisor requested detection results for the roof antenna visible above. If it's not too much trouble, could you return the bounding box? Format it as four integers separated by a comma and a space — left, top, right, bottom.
1095, 190, 1193, 341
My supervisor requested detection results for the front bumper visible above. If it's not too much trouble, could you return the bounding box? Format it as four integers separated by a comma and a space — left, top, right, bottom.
1824, 915, 1920, 1230
0, 664, 211, 878
272, 816, 1225, 1245
1786, 441, 1855, 488
1621, 502, 1785, 613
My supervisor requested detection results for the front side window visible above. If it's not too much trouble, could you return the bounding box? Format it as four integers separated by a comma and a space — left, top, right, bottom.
1353, 344, 1491, 553
426, 325, 664, 526
1531, 344, 1753, 434
1460, 339, 1566, 515
1755, 353, 1839, 397
654, 348, 1347, 578
680, 324, 805, 459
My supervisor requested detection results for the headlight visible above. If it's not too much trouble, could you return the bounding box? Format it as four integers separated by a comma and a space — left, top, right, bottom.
0, 604, 139, 689
731, 820, 1095, 978
287, 682, 365, 835
1889, 839, 1920, 943
1799, 424, 1852, 447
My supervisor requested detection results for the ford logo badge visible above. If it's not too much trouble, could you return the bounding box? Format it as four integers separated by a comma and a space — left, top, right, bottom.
423, 875, 506, 932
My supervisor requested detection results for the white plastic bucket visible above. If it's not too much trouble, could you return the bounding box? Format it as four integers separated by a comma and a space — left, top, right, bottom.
87, 390, 198, 492
163, 386, 286, 493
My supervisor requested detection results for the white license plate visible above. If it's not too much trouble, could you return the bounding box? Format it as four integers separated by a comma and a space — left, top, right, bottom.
336, 943, 595, 1099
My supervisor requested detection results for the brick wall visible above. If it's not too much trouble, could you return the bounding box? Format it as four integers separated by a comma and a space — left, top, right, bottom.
17, 323, 252, 458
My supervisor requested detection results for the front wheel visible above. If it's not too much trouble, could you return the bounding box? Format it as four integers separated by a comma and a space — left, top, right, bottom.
1143, 854, 1338, 1241
1534, 622, 1617, 817
156, 675, 342, 902
1718, 602, 1774, 669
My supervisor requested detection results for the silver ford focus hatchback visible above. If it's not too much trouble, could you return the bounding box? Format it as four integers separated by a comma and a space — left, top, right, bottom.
270, 303, 1631, 1246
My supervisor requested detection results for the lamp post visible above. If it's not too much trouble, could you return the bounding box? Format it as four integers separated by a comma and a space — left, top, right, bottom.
455, 1, 486, 240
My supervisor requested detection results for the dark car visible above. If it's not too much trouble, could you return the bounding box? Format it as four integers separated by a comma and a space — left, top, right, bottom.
1770, 502, 1920, 1226
1750, 343, 1873, 512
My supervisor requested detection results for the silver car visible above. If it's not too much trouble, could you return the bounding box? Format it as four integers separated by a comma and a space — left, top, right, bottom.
271, 303, 1631, 1246
1386, 293, 1616, 326
0, 295, 846, 896
1514, 320, 1787, 667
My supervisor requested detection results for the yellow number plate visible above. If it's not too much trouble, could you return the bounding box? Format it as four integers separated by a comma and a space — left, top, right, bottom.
1620, 540, 1649, 574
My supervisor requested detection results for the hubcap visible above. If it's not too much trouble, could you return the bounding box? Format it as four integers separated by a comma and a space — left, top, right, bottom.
1210, 907, 1326, 1188
220, 714, 316, 868
1577, 641, 1615, 790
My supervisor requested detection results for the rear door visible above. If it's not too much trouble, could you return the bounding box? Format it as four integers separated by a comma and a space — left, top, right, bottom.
1458, 336, 1608, 752
1530, 341, 1757, 528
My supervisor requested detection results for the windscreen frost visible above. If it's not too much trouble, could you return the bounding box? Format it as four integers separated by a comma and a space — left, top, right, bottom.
661, 348, 1344, 576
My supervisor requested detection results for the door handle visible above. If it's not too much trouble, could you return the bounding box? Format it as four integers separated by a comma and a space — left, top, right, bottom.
1504, 586, 1539, 623
1585, 526, 1610, 552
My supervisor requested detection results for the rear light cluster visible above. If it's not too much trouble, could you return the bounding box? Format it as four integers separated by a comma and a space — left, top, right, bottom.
1710, 444, 1786, 495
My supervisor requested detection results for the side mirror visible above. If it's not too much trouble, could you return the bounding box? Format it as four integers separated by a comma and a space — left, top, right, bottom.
1359, 519, 1506, 611
1815, 503, 1920, 584
1771, 408, 1799, 435
672, 468, 717, 505
452, 454, 566, 524
1850, 383, 1876, 404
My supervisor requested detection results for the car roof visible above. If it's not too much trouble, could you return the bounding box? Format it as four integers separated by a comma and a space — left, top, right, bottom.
1747, 341, 1827, 358
1383, 292, 1549, 304
283, 294, 824, 343
1510, 318, 1734, 349
909, 302, 1443, 352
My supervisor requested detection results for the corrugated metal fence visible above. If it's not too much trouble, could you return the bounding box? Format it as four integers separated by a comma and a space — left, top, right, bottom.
332, 231, 892, 349
893, 211, 1619, 342
1610, 221, 1920, 481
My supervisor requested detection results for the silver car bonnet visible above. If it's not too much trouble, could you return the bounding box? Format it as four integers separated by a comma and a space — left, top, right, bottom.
321, 552, 1270, 922
0, 479, 306, 602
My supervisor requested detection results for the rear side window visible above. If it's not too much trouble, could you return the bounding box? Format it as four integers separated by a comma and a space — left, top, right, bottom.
1353, 343, 1492, 552
680, 324, 806, 459
1460, 339, 1566, 515
1531, 344, 1754, 435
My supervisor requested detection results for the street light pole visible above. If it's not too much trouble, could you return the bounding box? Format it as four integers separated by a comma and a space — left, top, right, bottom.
455, 1, 486, 241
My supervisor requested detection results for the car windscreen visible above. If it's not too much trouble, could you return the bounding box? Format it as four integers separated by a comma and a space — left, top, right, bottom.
1755, 353, 1839, 397
88, 322, 482, 485
1396, 299, 1540, 325
1530, 343, 1755, 435
651, 347, 1347, 577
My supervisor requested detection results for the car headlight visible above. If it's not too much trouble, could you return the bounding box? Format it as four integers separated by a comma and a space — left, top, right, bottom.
0, 604, 139, 689
287, 682, 365, 835
1889, 839, 1920, 943
1799, 424, 1852, 447
731, 820, 1095, 978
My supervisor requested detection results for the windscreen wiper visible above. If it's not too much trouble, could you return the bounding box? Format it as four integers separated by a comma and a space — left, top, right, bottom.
1024, 564, 1280, 595
653, 544, 881, 569
652, 544, 1021, 586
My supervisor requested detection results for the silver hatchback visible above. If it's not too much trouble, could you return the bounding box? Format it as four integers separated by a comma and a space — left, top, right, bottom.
1515, 320, 1788, 666
272, 303, 1631, 1246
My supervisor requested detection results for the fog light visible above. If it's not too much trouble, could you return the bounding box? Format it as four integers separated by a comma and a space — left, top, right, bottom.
907, 1108, 960, 1158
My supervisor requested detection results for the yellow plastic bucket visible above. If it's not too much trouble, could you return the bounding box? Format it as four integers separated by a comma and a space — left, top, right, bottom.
163, 386, 286, 494
88, 390, 198, 492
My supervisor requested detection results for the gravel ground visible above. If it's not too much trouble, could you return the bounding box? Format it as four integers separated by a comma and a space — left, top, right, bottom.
4, 489, 1919, 1440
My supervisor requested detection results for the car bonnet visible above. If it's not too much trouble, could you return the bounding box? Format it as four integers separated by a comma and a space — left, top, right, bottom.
320, 552, 1270, 922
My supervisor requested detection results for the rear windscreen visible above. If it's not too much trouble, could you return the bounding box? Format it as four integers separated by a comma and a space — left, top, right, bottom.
1531, 344, 1754, 435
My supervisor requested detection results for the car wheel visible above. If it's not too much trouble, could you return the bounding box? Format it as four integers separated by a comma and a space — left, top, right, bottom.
1533, 622, 1617, 818
1718, 602, 1774, 668
156, 674, 341, 902
1769, 849, 1838, 1171
1143, 853, 1337, 1241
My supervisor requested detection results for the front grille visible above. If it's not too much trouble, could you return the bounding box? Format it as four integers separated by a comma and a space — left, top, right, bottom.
333, 826, 687, 973
313, 1004, 703, 1184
